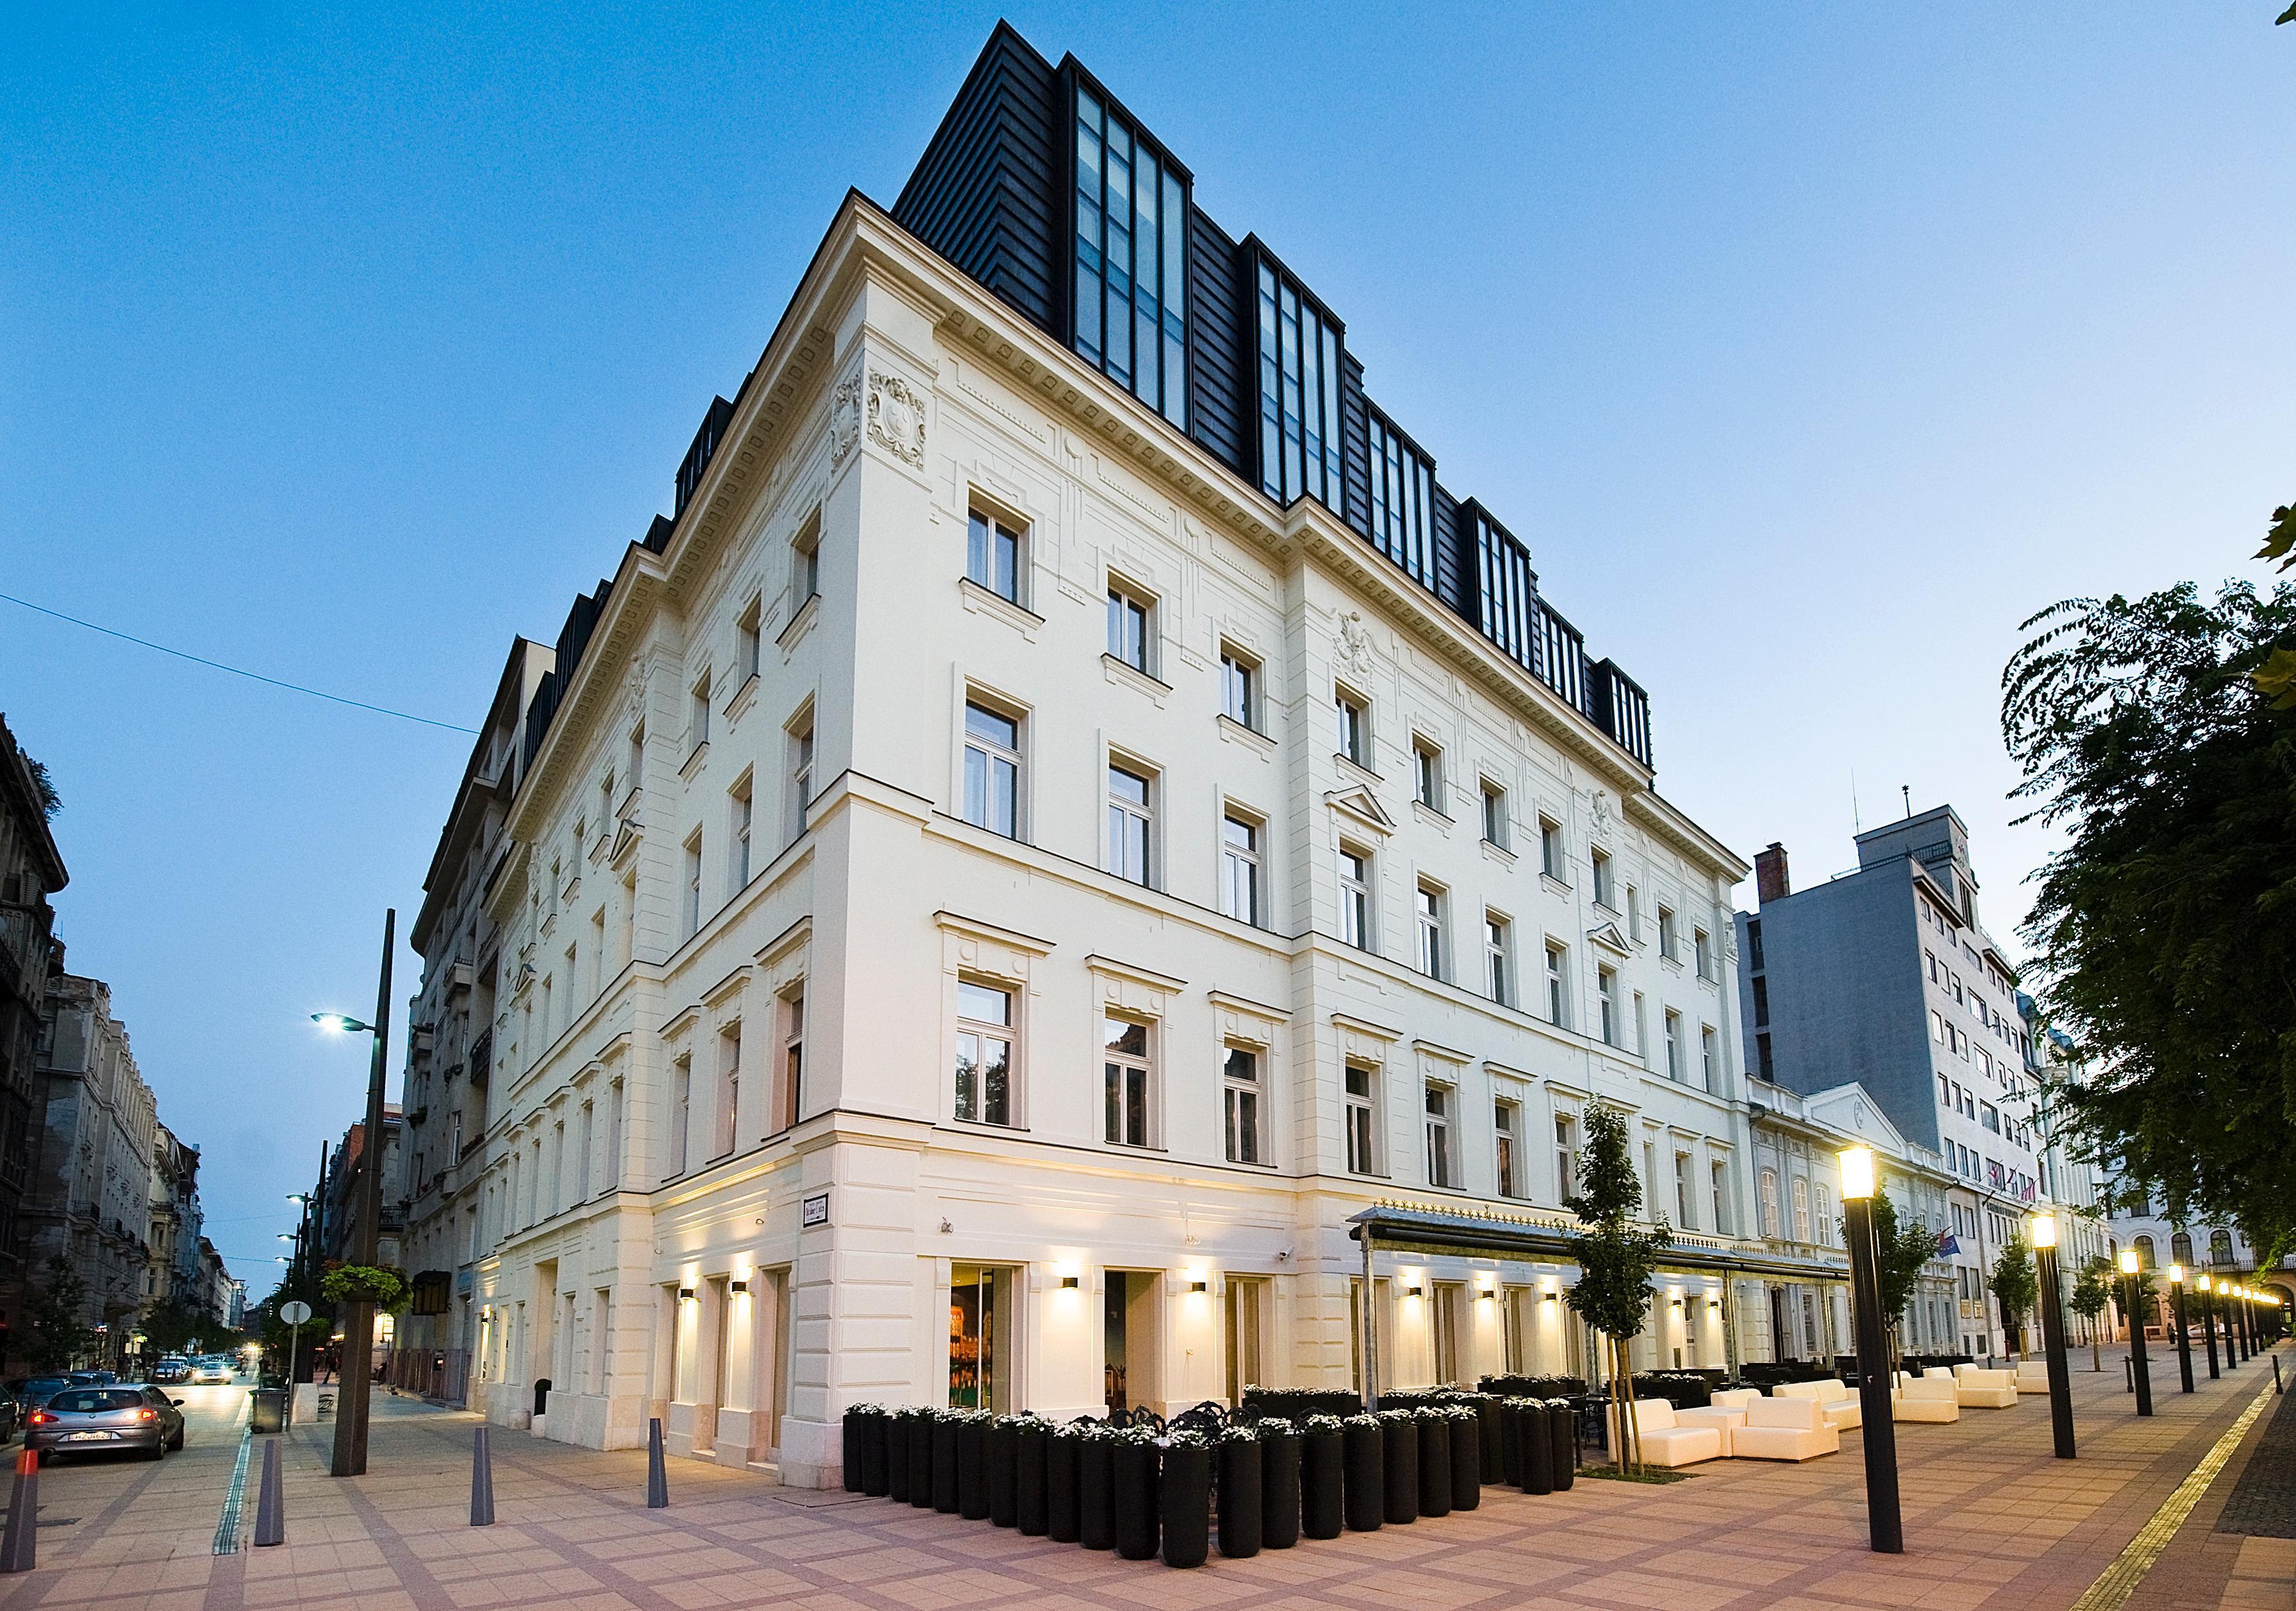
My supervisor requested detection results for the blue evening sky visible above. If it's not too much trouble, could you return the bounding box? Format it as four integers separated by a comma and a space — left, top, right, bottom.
3, 6, 2289, 1298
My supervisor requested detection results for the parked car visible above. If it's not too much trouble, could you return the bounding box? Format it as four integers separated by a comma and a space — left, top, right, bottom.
24, 1385, 185, 1462
8, 1378, 72, 1412
0, 1388, 20, 1442
150, 1357, 188, 1384
189, 1359, 234, 1385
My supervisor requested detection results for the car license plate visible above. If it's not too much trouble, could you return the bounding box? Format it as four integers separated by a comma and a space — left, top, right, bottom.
64, 1431, 110, 1441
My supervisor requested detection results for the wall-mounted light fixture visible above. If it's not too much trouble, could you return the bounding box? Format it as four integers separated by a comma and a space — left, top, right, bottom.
678, 1287, 696, 1301
1406, 1283, 1424, 1298
1670, 1296, 1684, 1308
1061, 1275, 1080, 1289
1189, 1279, 1208, 1293
729, 1280, 749, 1295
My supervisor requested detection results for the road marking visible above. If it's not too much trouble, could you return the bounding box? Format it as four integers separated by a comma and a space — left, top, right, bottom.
2065, 1379, 2277, 1611
212, 1428, 252, 1556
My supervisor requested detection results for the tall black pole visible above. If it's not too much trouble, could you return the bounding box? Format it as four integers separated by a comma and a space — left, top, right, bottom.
2240, 1294, 2254, 1361
331, 908, 394, 1479
2172, 1278, 2194, 1393
1843, 1193, 1903, 1553
2034, 1241, 2076, 1458
2125, 1273, 2154, 1416
2200, 1284, 2220, 1379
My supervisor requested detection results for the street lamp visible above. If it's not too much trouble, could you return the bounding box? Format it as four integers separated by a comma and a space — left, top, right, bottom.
1837, 1145, 1902, 1553
313, 908, 395, 1480
2198, 1275, 2221, 1379
2168, 1264, 2194, 1393
2029, 1212, 2076, 1458
2119, 1247, 2153, 1416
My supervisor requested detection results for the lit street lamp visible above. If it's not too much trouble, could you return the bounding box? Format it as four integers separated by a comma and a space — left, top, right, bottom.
1837, 1146, 1902, 1553
312, 907, 395, 1480
2169, 1265, 2193, 1394
2120, 1247, 2153, 1416
2029, 1212, 2076, 1458
2198, 1275, 2221, 1379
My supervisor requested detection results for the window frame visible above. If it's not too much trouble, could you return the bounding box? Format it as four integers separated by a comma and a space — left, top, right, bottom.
1220, 809, 1264, 927
1493, 1098, 1520, 1198
961, 695, 1024, 840
1335, 686, 1370, 768
953, 976, 1017, 1128
1338, 841, 1373, 951
1101, 1013, 1156, 1150
1343, 1062, 1380, 1177
1423, 1082, 1454, 1190
1538, 816, 1565, 882
1484, 911, 1512, 1007
1411, 737, 1444, 813
1105, 579, 1154, 675
965, 506, 1026, 604
1544, 940, 1569, 1028
1106, 758, 1156, 887
1415, 880, 1445, 980
1222, 1044, 1267, 1166
1480, 780, 1508, 848
1219, 643, 1260, 731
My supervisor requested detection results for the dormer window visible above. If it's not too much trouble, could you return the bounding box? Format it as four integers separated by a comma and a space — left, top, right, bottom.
1073, 85, 1186, 430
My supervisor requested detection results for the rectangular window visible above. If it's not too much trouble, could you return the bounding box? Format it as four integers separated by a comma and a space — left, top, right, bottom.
715, 1023, 741, 1160
1338, 845, 1372, 950
962, 700, 1021, 838
1597, 966, 1618, 1046
737, 596, 761, 684
1752, 975, 1770, 1027
1693, 927, 1713, 980
1626, 884, 1642, 943
1675, 1153, 1693, 1229
1665, 1009, 1684, 1081
779, 989, 804, 1132
1255, 259, 1342, 508
1073, 85, 1186, 429
1746, 917, 1763, 970
1711, 1161, 1729, 1234
1701, 1025, 1718, 1091
792, 518, 820, 606
1221, 813, 1262, 926
1415, 882, 1444, 980
1102, 1016, 1152, 1148
954, 980, 1013, 1127
1633, 990, 1648, 1059
1494, 1099, 1519, 1198
1106, 583, 1152, 673
1481, 782, 1507, 848
1412, 739, 1443, 812
1658, 906, 1677, 961
1540, 818, 1563, 881
1219, 647, 1256, 729
688, 673, 711, 756
1556, 1114, 1578, 1205
1106, 763, 1153, 886
1424, 1085, 1453, 1189
670, 1057, 691, 1177
1485, 914, 1511, 1007
1335, 689, 1368, 766
1545, 942, 1568, 1027
1591, 848, 1615, 910
788, 713, 815, 844
966, 509, 1022, 603
731, 777, 754, 891
1365, 408, 1436, 590
1223, 1046, 1263, 1166
1344, 1065, 1377, 1175
682, 832, 704, 939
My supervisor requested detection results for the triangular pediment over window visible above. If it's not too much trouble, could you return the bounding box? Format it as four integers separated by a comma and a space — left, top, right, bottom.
1586, 921, 1633, 957
1326, 785, 1397, 837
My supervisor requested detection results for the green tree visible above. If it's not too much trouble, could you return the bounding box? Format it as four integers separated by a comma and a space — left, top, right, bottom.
2068, 1255, 2113, 1371
1990, 1238, 2038, 1355
2003, 551, 2296, 1259
1563, 1103, 1672, 1475
1867, 1193, 1940, 1376
139, 1300, 212, 1357
24, 1255, 94, 1371
254, 1268, 333, 1383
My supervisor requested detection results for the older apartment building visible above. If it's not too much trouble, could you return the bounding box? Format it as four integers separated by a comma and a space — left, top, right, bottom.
445, 25, 1753, 1485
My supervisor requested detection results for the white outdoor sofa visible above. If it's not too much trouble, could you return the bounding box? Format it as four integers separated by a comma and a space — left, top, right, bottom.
2013, 1359, 2053, 1394
1774, 1376, 1863, 1430
1729, 1394, 1840, 1461
1930, 1364, 2018, 1408
1892, 1371, 1962, 1423
1607, 1397, 1725, 1468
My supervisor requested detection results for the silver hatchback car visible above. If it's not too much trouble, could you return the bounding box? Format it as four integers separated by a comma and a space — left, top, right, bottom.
25, 1385, 185, 1462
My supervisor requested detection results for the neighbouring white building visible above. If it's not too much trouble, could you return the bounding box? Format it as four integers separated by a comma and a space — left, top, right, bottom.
445, 26, 1763, 1486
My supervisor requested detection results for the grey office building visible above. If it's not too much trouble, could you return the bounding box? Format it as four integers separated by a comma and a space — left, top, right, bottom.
1734, 806, 2047, 1357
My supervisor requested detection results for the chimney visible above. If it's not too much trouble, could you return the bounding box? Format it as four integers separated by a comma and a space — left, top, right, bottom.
1755, 841, 1791, 905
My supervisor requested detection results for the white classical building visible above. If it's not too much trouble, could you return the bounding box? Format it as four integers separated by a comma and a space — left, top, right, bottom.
448, 25, 1758, 1486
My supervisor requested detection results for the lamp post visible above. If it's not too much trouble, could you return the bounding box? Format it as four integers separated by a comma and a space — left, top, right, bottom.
2168, 1264, 2193, 1393
313, 907, 394, 1479
1837, 1146, 1902, 1553
2120, 1247, 2152, 1416
2198, 1275, 2221, 1379
2030, 1213, 2076, 1458
2233, 1286, 2247, 1363
2242, 1287, 2257, 1360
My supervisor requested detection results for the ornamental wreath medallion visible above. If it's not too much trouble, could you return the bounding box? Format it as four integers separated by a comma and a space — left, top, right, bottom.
867, 370, 927, 466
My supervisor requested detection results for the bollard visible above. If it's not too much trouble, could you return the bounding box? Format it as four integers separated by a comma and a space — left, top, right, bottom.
253, 1439, 285, 1548
0, 1447, 37, 1573
2275, 1356, 2284, 1396
646, 1418, 669, 1509
470, 1426, 495, 1525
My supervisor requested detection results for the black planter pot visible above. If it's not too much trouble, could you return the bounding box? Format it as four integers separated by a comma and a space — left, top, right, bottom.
1547, 1403, 1576, 1491
1079, 1437, 1116, 1550
1016, 1427, 1049, 1535
1047, 1434, 1081, 1542
911, 1418, 936, 1509
861, 1414, 890, 1497
933, 1418, 961, 1514
988, 1421, 1019, 1526
886, 1416, 914, 1503
1162, 1443, 1211, 1568
1112, 1440, 1161, 1562
1449, 1416, 1480, 1510
1260, 1426, 1302, 1549
1342, 1421, 1384, 1532
1500, 1403, 1524, 1487
1417, 1417, 1451, 1517
842, 1410, 865, 1492
1477, 1398, 1502, 1483
1521, 1403, 1553, 1494
1381, 1419, 1418, 1524
1302, 1429, 1344, 1539
1217, 1438, 1263, 1559
956, 1418, 990, 1520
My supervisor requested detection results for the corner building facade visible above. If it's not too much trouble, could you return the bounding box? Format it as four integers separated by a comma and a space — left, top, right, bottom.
461, 26, 1751, 1485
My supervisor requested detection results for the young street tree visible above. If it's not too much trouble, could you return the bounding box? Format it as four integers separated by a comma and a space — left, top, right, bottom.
1867, 1192, 1940, 1377
24, 1255, 94, 1371
1563, 1103, 1672, 1475
2068, 1254, 2114, 1371
1990, 1237, 2039, 1356
2003, 518, 2296, 1259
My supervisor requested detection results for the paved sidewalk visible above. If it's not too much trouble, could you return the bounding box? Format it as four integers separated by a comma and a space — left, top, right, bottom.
0, 1354, 2286, 1611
